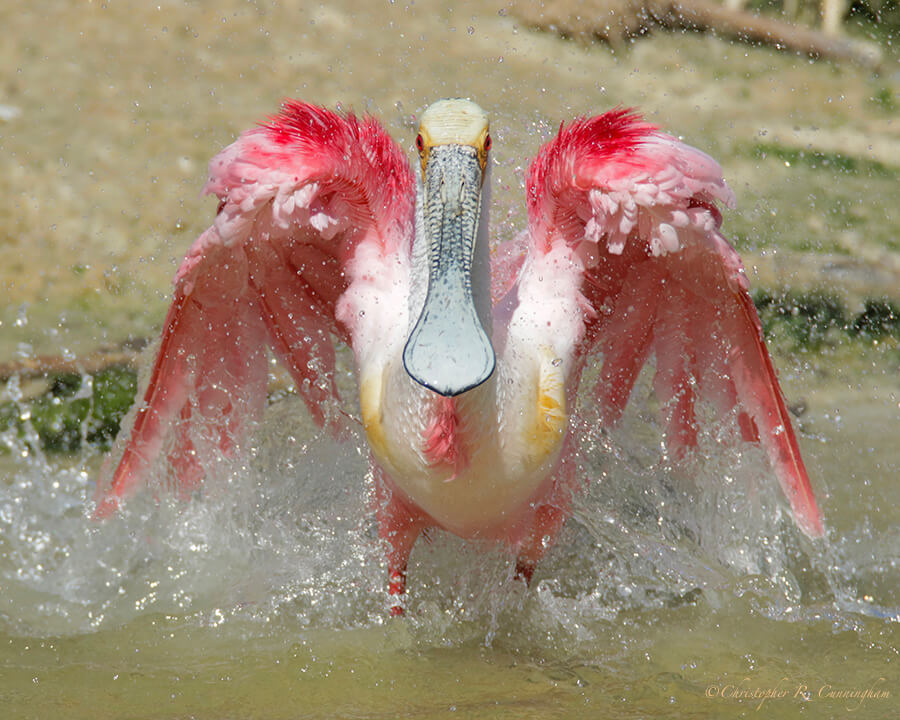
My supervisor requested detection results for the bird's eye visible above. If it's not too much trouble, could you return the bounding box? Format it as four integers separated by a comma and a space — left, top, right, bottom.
484, 134, 492, 152
415, 134, 425, 152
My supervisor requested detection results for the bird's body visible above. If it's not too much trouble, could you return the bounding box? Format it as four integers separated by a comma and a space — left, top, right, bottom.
95, 99, 823, 611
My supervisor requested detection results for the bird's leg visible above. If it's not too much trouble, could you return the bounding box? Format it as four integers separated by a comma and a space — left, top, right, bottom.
514, 503, 568, 586
513, 558, 536, 586
383, 517, 426, 617
515, 451, 580, 585
373, 465, 430, 616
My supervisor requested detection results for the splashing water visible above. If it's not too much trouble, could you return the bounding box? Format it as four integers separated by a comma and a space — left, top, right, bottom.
3, 361, 895, 630
1, 356, 897, 718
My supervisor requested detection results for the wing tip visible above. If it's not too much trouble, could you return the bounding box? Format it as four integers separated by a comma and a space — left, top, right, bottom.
793, 501, 825, 539
784, 467, 825, 539
92, 495, 120, 520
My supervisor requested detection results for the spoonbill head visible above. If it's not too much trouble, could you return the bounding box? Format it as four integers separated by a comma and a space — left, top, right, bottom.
403, 98, 495, 397
94, 98, 824, 614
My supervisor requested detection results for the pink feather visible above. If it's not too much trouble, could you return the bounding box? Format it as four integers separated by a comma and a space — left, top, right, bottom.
94, 102, 414, 515
525, 109, 823, 538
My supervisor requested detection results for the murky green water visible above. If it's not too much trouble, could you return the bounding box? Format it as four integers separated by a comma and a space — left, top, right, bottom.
2, 351, 897, 718
1, 1, 897, 718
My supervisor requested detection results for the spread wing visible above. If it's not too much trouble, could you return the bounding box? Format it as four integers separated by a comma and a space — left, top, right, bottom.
94, 101, 415, 517
525, 109, 823, 538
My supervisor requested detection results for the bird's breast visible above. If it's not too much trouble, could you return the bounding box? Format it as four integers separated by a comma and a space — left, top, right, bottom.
358, 346, 568, 537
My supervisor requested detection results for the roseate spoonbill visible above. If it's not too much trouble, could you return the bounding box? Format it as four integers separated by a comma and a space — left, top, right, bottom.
94, 99, 823, 612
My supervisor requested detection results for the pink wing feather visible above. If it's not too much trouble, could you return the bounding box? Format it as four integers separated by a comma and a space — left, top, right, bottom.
94, 101, 414, 516
525, 110, 823, 538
